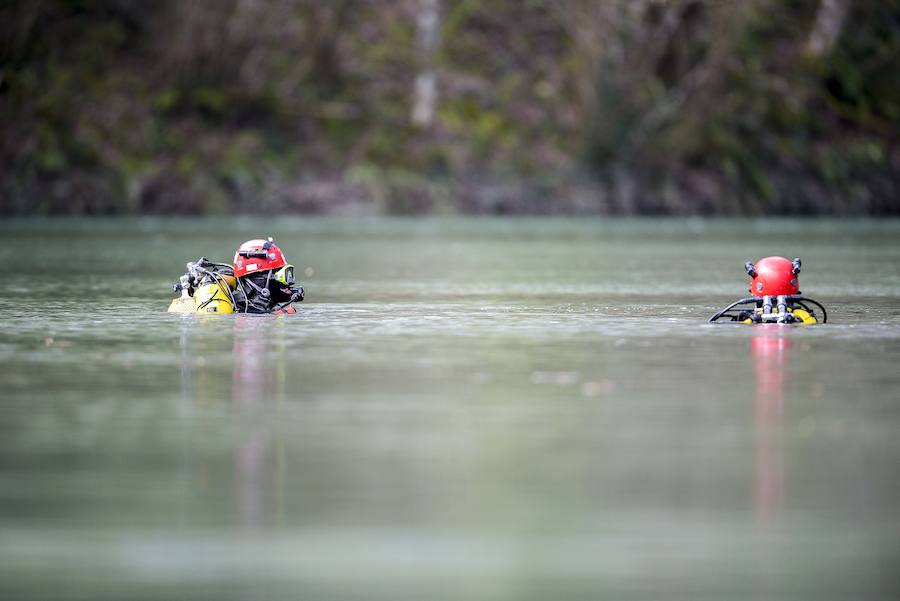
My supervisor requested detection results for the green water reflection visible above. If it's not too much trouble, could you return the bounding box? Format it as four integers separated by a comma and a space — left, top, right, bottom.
1, 218, 899, 600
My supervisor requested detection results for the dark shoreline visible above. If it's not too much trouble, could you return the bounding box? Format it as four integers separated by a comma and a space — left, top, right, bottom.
5, 169, 900, 217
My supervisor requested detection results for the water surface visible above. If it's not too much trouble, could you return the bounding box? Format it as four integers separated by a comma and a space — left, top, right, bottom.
1, 217, 899, 600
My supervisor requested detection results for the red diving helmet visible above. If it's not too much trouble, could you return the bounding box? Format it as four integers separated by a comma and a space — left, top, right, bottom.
745, 256, 801, 297
233, 238, 288, 278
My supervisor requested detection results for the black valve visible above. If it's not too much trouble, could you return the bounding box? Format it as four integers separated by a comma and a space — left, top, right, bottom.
744, 261, 758, 278
792, 258, 802, 275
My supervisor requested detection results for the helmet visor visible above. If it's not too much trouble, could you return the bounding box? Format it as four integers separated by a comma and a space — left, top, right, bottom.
274, 264, 294, 286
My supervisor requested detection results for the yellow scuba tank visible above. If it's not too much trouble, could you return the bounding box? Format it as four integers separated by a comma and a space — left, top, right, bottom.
167, 267, 237, 314
167, 292, 196, 313
193, 278, 236, 314
788, 308, 817, 325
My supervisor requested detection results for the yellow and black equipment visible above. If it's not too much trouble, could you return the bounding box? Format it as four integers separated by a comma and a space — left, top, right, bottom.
168, 258, 240, 314
708, 295, 827, 325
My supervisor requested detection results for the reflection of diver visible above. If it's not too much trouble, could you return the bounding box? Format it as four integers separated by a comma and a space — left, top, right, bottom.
168, 237, 304, 315
176, 316, 288, 531
232, 316, 288, 531
752, 329, 791, 523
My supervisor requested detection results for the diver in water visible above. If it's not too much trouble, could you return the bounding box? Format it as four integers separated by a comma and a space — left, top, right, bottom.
168, 237, 304, 314
232, 238, 304, 314
709, 256, 827, 324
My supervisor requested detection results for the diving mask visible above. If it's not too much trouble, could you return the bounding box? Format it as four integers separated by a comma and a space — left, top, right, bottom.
274, 264, 295, 286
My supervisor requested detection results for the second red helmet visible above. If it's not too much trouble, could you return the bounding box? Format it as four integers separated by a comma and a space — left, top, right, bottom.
746, 256, 801, 297
233, 238, 287, 278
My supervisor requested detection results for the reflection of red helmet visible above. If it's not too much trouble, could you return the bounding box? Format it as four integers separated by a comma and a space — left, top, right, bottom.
746, 256, 800, 297
233, 238, 287, 278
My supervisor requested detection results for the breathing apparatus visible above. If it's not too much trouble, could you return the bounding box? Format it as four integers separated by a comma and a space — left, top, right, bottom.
168, 257, 240, 314
709, 256, 827, 325
167, 237, 303, 314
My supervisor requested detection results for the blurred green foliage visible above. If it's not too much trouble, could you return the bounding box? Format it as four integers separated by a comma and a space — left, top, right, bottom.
1, 0, 898, 214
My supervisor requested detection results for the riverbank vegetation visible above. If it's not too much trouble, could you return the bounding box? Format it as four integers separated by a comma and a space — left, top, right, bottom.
1, 0, 898, 215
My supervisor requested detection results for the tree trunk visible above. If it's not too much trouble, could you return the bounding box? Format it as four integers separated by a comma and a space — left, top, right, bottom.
411, 0, 440, 127
806, 0, 850, 57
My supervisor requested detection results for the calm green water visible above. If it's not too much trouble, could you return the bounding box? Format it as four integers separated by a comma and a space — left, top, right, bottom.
1, 217, 899, 600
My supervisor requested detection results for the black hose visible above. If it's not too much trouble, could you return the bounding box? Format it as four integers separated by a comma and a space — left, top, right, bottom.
271, 300, 294, 313
709, 297, 757, 322
789, 296, 827, 323
198, 266, 238, 312
709, 295, 828, 324
237, 277, 273, 313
